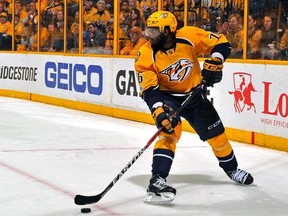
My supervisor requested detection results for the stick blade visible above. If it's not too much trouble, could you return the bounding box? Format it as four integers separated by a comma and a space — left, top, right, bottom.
74, 194, 102, 205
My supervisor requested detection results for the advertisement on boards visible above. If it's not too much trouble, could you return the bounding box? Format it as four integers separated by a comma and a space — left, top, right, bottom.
1, 54, 287, 140
0, 54, 39, 92
214, 63, 288, 138
112, 59, 288, 139
0, 53, 111, 105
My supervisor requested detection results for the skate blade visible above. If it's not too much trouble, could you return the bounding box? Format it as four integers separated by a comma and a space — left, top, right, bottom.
144, 192, 175, 204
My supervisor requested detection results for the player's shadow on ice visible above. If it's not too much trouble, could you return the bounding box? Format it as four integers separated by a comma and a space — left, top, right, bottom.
128, 174, 230, 189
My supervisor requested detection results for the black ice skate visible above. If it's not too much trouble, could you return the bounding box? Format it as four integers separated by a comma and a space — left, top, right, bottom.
144, 174, 176, 204
226, 168, 254, 185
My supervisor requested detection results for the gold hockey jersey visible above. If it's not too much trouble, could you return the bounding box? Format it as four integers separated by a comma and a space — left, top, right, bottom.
135, 26, 228, 95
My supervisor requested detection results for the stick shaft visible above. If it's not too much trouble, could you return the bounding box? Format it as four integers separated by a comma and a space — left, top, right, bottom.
74, 82, 204, 205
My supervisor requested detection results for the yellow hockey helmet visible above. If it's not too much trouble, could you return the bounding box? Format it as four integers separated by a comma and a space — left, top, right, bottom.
146, 11, 178, 33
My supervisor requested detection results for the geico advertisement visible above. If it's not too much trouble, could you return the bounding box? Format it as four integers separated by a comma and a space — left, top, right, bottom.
218, 63, 288, 138
43, 57, 111, 103
44, 62, 103, 95
0, 54, 111, 103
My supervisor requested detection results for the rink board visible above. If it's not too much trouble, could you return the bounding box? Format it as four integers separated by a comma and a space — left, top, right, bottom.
0, 53, 287, 151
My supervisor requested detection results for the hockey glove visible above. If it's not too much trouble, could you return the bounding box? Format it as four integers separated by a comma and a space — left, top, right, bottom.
201, 58, 223, 87
152, 104, 178, 134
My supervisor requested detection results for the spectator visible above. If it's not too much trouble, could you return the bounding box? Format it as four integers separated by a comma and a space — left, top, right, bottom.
120, 26, 147, 55
131, 8, 144, 30
83, 0, 97, 25
48, 10, 74, 52
53, 10, 65, 51
175, 0, 184, 12
83, 22, 90, 47
14, 13, 24, 44
104, 18, 114, 53
5, 1, 12, 21
23, 2, 38, 33
247, 14, 262, 59
71, 10, 79, 49
128, 0, 144, 25
36, 0, 50, 14
227, 13, 244, 58
42, 21, 65, 52
119, 0, 129, 27
119, 8, 132, 46
45, 23, 58, 52
0, 2, 5, 15
208, 5, 224, 32
15, 0, 27, 22
210, 0, 226, 10
54, 9, 64, 27
279, 28, 288, 60
44, 0, 63, 15
190, 0, 210, 29
260, 13, 279, 60
120, 0, 129, 13
105, 0, 113, 14
128, 0, 141, 14
216, 15, 229, 36
140, 0, 157, 21
30, 25, 51, 51
17, 25, 34, 51
0, 12, 12, 50
120, 8, 131, 32
42, 0, 63, 27
86, 21, 106, 48
93, 0, 111, 25
149, 1, 157, 15
128, 0, 139, 9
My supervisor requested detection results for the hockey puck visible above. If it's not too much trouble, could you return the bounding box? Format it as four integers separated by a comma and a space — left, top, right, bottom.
81, 208, 91, 213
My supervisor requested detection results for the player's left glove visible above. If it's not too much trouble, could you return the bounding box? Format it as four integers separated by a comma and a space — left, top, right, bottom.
201, 58, 223, 87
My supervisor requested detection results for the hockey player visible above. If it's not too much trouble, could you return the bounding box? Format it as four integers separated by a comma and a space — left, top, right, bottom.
134, 11, 254, 204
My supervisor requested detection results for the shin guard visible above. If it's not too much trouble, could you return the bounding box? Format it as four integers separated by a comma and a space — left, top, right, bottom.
207, 133, 238, 172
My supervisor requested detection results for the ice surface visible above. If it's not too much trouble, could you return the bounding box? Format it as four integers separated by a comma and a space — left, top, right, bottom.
0, 96, 287, 216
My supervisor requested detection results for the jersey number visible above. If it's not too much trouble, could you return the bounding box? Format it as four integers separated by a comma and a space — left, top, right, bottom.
210, 32, 220, 40
137, 72, 143, 84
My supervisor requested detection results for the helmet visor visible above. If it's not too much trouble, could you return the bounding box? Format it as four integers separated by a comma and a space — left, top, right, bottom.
144, 27, 161, 39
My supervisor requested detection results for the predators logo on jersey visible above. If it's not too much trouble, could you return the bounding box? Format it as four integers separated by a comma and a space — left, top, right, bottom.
160, 59, 193, 82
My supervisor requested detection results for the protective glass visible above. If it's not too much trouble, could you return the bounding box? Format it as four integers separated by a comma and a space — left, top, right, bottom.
144, 27, 161, 39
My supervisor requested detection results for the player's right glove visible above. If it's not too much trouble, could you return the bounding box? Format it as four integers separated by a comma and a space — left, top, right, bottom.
201, 58, 223, 87
152, 103, 178, 134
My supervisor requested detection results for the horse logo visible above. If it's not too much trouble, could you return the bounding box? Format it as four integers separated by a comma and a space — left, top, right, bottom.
228, 72, 257, 113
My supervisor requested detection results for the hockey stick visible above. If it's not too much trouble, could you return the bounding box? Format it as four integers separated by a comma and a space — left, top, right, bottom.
74, 81, 205, 205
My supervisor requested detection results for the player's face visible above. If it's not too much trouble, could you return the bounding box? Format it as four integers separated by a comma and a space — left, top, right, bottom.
148, 35, 162, 48
145, 27, 161, 39
145, 27, 162, 47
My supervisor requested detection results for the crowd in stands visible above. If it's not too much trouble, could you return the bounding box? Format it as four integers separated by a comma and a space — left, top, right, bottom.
0, 0, 287, 60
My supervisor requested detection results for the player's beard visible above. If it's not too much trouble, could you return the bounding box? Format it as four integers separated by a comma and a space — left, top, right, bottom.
150, 34, 168, 51
151, 33, 176, 52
